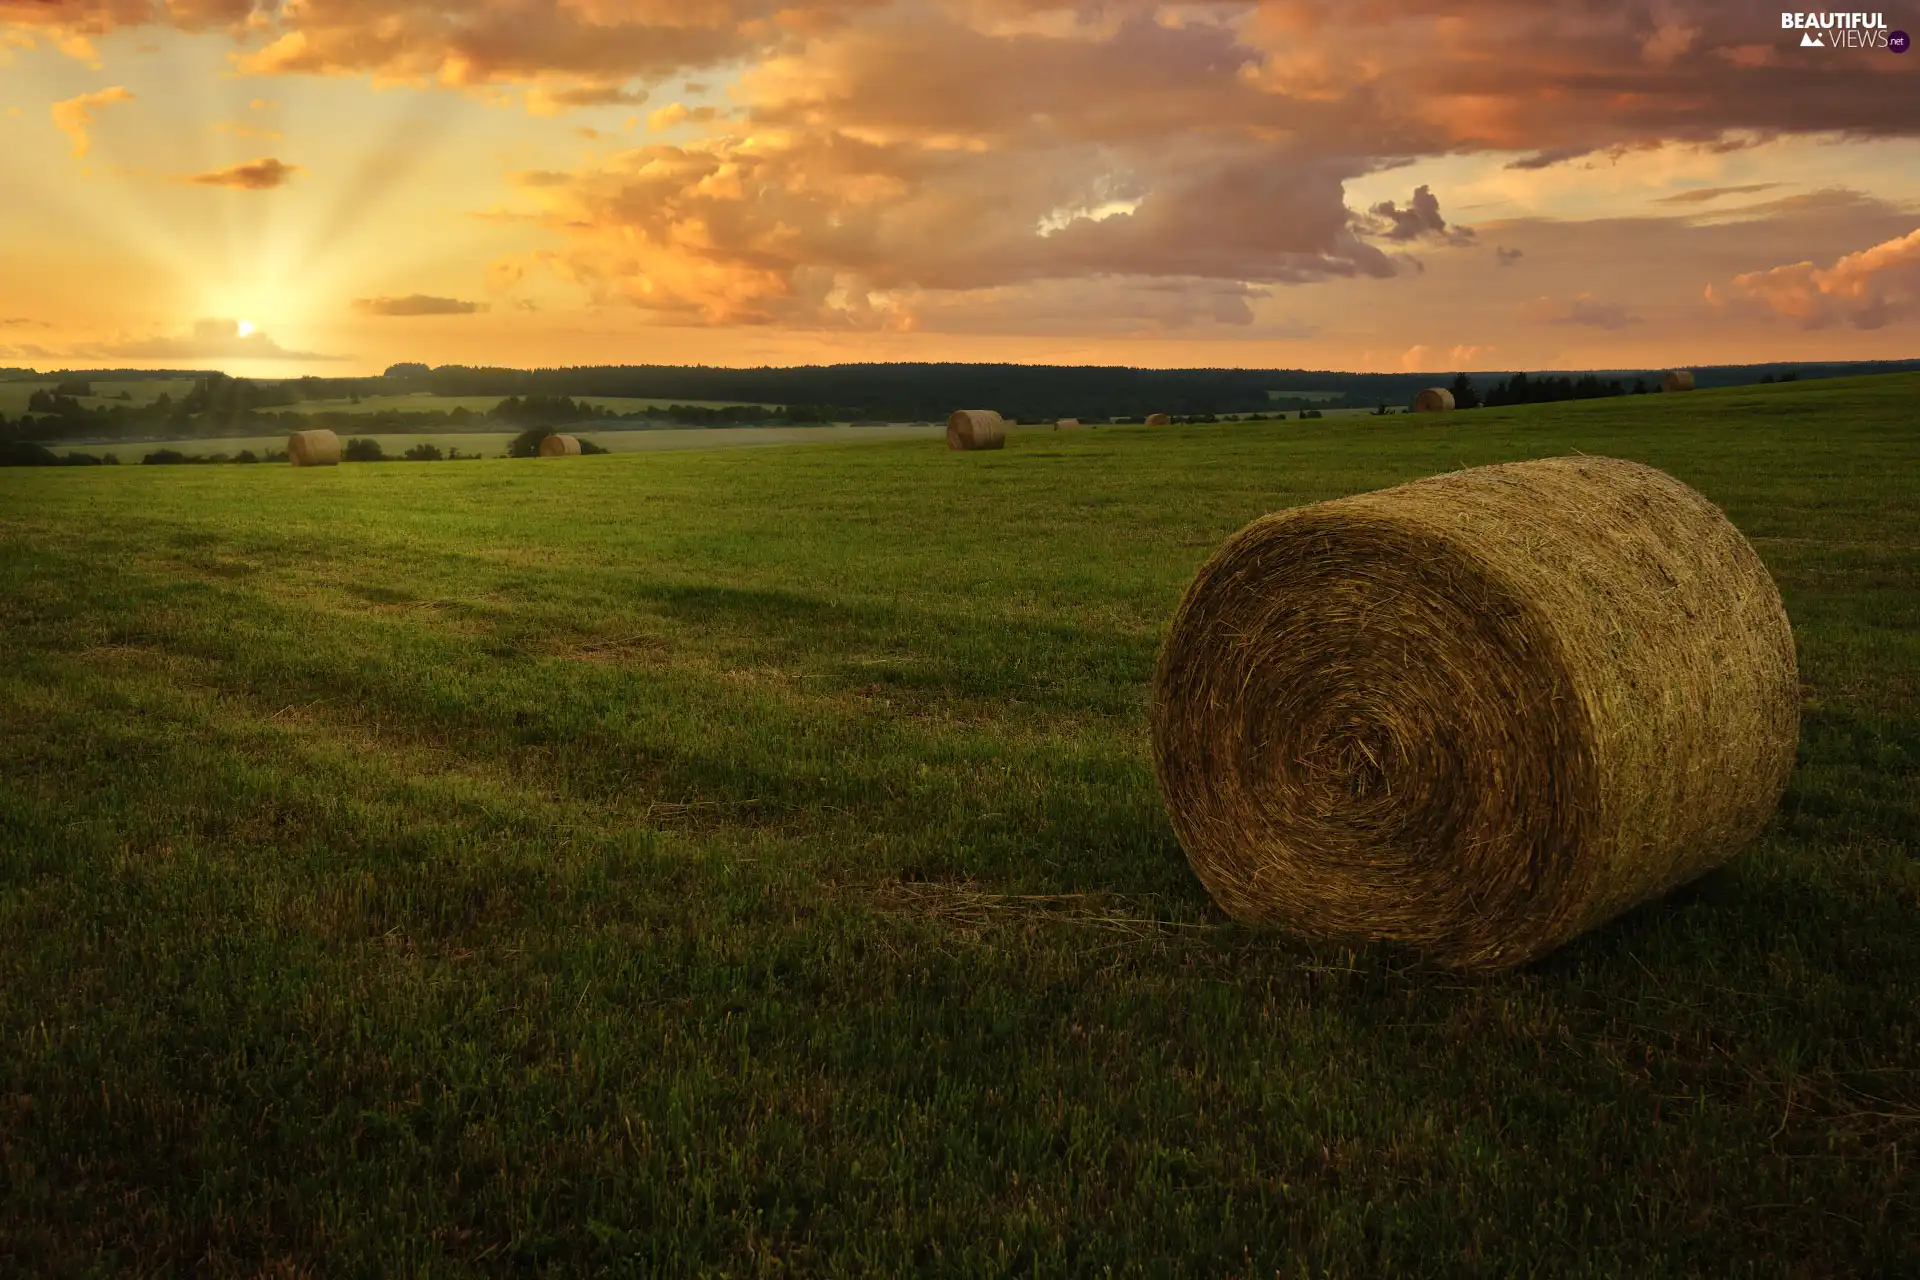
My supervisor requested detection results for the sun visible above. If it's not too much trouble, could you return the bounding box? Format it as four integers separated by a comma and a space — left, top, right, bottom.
236, 319, 256, 338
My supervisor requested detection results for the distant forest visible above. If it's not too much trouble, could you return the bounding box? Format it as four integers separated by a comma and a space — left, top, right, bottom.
2, 357, 1917, 445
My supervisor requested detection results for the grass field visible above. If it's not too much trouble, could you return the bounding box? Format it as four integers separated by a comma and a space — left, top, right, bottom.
274, 394, 778, 416
1, 375, 1915, 1274
0, 379, 199, 417
0, 384, 773, 420
74, 424, 946, 462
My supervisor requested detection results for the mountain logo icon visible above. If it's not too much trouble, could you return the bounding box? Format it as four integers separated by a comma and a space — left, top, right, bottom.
1800, 31, 1825, 46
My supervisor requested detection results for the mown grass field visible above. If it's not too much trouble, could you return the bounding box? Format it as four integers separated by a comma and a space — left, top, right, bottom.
1, 375, 1915, 1276
0, 384, 772, 420
274, 395, 779, 417
83, 424, 946, 462
0, 379, 199, 417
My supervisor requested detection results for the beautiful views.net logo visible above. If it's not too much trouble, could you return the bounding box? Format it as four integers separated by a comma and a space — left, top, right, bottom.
1780, 12, 1909, 50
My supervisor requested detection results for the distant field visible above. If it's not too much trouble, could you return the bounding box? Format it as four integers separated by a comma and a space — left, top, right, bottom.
0, 378, 197, 416
0, 385, 776, 419
72, 423, 948, 460
277, 393, 778, 415
0, 376, 1915, 1273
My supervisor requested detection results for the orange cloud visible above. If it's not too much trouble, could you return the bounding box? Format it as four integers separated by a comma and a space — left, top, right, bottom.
185, 157, 302, 189
88, 318, 347, 362
1654, 183, 1783, 205
1726, 228, 1920, 330
15, 0, 1920, 353
647, 102, 720, 132
49, 86, 132, 159
1521, 294, 1644, 330
351, 294, 490, 316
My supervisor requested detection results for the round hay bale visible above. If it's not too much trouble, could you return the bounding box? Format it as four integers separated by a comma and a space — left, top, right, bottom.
540, 433, 582, 457
287, 428, 340, 467
1661, 370, 1696, 393
1055, 418, 1082, 431
1145, 413, 1171, 427
1412, 387, 1455, 413
1150, 455, 1798, 971
946, 409, 1006, 451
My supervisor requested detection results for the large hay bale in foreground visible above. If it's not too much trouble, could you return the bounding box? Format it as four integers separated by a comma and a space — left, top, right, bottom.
540, 433, 582, 457
1412, 387, 1455, 413
947, 409, 1006, 451
1662, 370, 1696, 393
288, 428, 340, 467
1055, 418, 1082, 431
1150, 456, 1798, 971
1145, 413, 1171, 427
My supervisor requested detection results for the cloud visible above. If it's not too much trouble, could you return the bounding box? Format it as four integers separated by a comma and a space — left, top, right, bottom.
0, 0, 253, 38
1724, 228, 1920, 330
647, 102, 720, 132
1522, 294, 1644, 329
213, 119, 283, 140
1398, 344, 1432, 371
1654, 182, 1783, 205
185, 157, 301, 189
90, 318, 349, 362
49, 86, 132, 159
1361, 184, 1475, 245
1641, 19, 1700, 66
0, 342, 59, 361
350, 294, 490, 316
225, 0, 791, 101
485, 257, 528, 294
490, 12, 1420, 328
526, 83, 649, 117
1503, 147, 1595, 172
885, 276, 1297, 337
1448, 344, 1496, 366
0, 317, 51, 328
21, 0, 1920, 346
1495, 246, 1524, 266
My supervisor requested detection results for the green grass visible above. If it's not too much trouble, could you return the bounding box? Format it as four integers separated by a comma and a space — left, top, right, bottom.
276, 394, 777, 415
0, 386, 773, 421
0, 379, 198, 417
0, 375, 1915, 1275
76, 424, 947, 462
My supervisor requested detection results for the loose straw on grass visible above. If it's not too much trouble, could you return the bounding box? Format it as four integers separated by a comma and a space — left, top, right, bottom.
1150, 456, 1799, 971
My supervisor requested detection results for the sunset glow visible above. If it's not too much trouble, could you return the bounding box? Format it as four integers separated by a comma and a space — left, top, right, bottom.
1, 1, 1915, 376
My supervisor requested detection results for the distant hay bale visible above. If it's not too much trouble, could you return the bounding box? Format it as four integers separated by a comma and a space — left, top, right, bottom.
1412, 387, 1455, 413
1145, 413, 1171, 427
540, 433, 582, 457
1150, 456, 1799, 971
1055, 418, 1082, 430
1662, 370, 1696, 393
287, 428, 340, 467
946, 409, 1006, 451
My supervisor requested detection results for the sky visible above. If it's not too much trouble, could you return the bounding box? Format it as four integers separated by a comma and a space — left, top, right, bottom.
0, 1, 1916, 377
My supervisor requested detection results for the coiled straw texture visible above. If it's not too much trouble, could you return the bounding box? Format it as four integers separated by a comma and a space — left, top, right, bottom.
1150, 456, 1799, 970
287, 428, 340, 467
947, 410, 1007, 451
